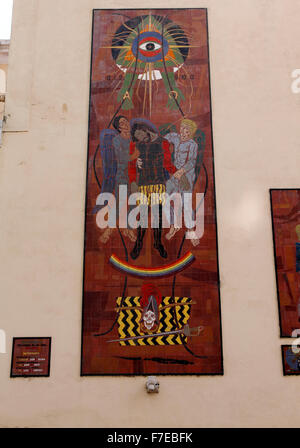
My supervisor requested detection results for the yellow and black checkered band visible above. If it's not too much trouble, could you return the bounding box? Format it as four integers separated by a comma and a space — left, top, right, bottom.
138, 184, 166, 205
116, 296, 192, 346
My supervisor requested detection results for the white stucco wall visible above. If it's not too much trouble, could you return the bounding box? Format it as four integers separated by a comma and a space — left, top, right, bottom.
0, 0, 300, 428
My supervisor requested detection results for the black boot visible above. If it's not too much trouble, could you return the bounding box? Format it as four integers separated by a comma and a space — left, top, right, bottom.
153, 204, 167, 259
153, 228, 168, 259
131, 227, 146, 260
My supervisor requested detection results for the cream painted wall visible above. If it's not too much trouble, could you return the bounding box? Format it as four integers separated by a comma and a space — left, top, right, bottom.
0, 0, 300, 428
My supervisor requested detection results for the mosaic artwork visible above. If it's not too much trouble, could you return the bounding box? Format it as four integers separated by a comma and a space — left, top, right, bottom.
270, 189, 300, 337
281, 345, 300, 375
81, 9, 223, 375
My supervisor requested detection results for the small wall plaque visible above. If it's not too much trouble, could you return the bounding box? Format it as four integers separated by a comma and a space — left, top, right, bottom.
10, 337, 51, 378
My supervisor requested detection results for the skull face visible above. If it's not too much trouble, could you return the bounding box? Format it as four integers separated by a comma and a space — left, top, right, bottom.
143, 310, 156, 330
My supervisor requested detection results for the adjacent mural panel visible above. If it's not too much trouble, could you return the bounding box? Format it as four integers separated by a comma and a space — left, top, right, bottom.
282, 345, 300, 375
270, 189, 300, 337
81, 8, 223, 375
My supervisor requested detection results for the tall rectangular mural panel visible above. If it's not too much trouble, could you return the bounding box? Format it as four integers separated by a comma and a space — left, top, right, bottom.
81, 8, 223, 375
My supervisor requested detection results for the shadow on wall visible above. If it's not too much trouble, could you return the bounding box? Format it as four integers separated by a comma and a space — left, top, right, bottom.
0, 69, 6, 93
0, 329, 6, 353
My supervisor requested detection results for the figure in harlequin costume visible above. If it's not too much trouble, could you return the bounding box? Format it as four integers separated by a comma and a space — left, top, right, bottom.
129, 119, 176, 260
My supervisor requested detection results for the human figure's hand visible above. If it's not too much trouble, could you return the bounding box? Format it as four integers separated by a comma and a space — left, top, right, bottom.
137, 158, 143, 169
173, 168, 184, 179
130, 147, 140, 161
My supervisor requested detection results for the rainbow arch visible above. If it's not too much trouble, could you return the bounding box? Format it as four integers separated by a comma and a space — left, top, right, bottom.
109, 251, 195, 278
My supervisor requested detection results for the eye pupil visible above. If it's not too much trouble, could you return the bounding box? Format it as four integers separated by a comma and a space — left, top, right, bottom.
146, 43, 155, 51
